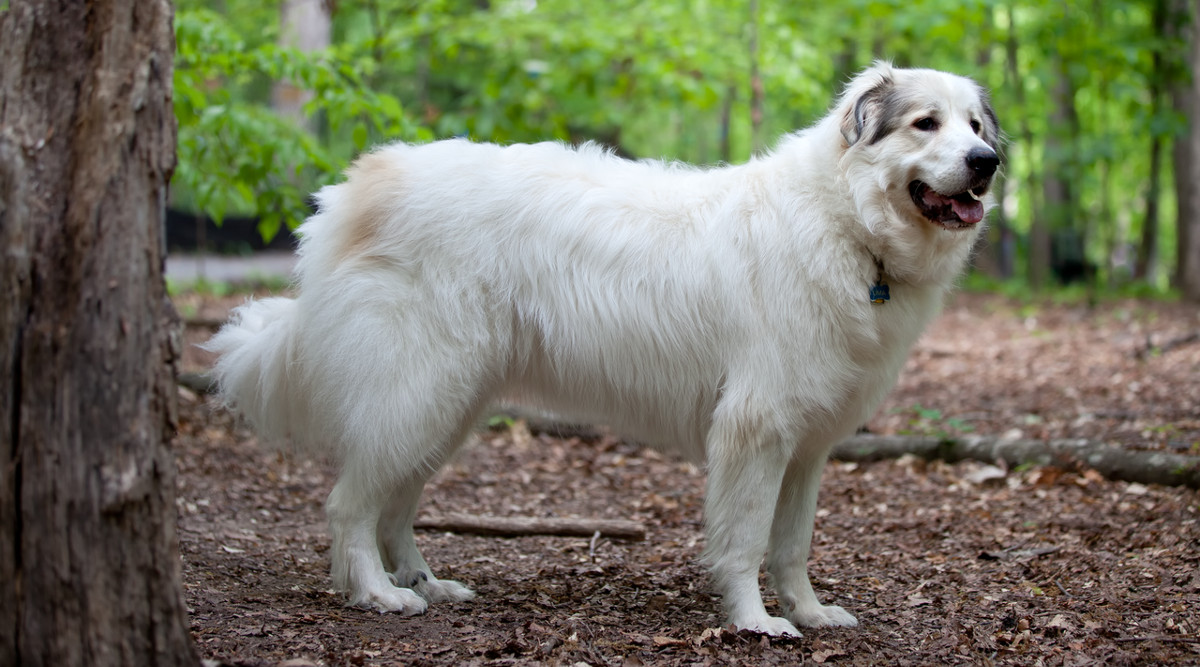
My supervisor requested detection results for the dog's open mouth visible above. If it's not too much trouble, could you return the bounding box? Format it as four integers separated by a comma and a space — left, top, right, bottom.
909, 181, 987, 229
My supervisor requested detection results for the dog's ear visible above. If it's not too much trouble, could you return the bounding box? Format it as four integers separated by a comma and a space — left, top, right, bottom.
840, 76, 894, 147
978, 90, 1003, 153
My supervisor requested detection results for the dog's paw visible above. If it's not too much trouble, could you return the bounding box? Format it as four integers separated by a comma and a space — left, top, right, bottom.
353, 585, 429, 616
788, 604, 858, 628
416, 577, 476, 603
393, 570, 476, 603
730, 615, 803, 637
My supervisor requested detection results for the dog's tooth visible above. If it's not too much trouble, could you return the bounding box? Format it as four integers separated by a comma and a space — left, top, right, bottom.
967, 189, 983, 201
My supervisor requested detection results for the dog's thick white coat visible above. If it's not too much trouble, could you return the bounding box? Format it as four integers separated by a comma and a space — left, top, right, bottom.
208, 63, 999, 636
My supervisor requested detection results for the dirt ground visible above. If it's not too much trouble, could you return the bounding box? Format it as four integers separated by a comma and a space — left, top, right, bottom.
174, 292, 1200, 666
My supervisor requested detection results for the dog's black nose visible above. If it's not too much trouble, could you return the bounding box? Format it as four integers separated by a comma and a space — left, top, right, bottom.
966, 147, 999, 178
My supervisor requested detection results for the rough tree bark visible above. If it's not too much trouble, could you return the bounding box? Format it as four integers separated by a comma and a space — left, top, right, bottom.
0, 1, 198, 665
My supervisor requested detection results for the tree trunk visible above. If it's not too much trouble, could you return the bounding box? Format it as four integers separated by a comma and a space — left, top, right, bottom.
747, 0, 763, 154
1003, 2, 1046, 286
1135, 0, 1171, 284
273, 0, 333, 131
0, 1, 198, 665
1037, 56, 1081, 287
1139, 130, 1164, 282
1174, 0, 1200, 301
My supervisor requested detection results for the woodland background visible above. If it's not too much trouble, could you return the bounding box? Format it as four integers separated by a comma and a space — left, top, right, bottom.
2, 1, 1197, 666
173, 0, 1200, 298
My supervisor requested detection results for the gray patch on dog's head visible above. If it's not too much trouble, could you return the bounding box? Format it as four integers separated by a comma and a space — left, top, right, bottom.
864, 87, 929, 146
840, 75, 894, 146
977, 87, 1003, 152
840, 74, 929, 148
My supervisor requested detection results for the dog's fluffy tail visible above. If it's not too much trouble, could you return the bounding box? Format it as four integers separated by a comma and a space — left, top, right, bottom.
204, 297, 302, 444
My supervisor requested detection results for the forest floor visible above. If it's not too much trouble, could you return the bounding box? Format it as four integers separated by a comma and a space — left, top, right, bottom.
174, 291, 1200, 666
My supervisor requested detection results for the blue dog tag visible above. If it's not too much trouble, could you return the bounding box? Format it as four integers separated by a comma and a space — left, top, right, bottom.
870, 281, 890, 304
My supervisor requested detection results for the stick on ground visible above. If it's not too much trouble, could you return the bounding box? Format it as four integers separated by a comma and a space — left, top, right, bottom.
414, 513, 646, 541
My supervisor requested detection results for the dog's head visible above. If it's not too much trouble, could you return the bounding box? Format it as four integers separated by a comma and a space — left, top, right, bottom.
838, 62, 1002, 235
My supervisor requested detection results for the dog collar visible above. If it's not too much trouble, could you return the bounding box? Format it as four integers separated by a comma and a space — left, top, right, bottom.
870, 257, 890, 304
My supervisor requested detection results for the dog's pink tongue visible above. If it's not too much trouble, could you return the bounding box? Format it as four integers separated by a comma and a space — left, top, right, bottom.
926, 188, 984, 224
950, 198, 985, 224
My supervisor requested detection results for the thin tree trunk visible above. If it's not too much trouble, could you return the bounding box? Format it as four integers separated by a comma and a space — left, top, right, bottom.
1138, 133, 1164, 281
273, 0, 332, 131
1004, 2, 1045, 285
972, 27, 1013, 280
748, 0, 763, 154
1174, 0, 1200, 301
0, 1, 198, 665
1039, 55, 1082, 286
719, 83, 735, 163
1137, 0, 1170, 283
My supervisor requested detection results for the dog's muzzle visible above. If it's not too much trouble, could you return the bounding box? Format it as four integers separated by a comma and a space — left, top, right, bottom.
909, 147, 998, 229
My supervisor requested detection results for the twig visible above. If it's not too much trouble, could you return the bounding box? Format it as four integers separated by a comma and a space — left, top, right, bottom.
1114, 635, 1200, 644
414, 513, 646, 541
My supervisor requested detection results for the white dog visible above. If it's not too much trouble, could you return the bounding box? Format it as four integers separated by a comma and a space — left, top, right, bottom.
207, 62, 1000, 637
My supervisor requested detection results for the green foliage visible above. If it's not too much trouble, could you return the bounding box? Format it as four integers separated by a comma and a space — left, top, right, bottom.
166, 273, 292, 298
172, 0, 1193, 290
173, 3, 427, 239
894, 404, 975, 441
165, 275, 233, 299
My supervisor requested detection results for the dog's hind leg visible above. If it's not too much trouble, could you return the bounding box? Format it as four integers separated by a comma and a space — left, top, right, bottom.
766, 448, 858, 628
327, 465, 429, 615
320, 304, 500, 614
703, 411, 801, 637
377, 472, 475, 604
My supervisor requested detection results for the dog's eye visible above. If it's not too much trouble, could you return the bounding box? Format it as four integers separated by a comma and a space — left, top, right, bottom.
970, 119, 982, 134
913, 117, 938, 131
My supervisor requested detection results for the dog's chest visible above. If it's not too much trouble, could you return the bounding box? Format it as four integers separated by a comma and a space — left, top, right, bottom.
841, 288, 940, 417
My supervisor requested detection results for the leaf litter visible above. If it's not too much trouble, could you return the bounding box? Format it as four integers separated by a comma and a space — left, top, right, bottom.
176, 293, 1200, 665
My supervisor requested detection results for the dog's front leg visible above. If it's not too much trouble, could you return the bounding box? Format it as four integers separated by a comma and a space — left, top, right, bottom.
703, 416, 801, 637
766, 449, 858, 628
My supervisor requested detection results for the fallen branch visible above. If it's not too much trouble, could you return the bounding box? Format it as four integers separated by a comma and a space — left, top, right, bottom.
1114, 635, 1200, 645
178, 371, 217, 395
176, 396, 1200, 489
1136, 331, 1200, 359
504, 414, 1200, 489
414, 513, 646, 541
183, 316, 226, 330
833, 434, 1200, 489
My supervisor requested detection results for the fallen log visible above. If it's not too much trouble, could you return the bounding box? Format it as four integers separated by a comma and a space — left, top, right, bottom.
176, 391, 1200, 489
833, 434, 1200, 489
183, 316, 226, 330
414, 513, 646, 540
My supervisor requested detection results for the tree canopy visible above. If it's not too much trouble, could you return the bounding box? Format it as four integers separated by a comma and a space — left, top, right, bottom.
173, 0, 1195, 292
